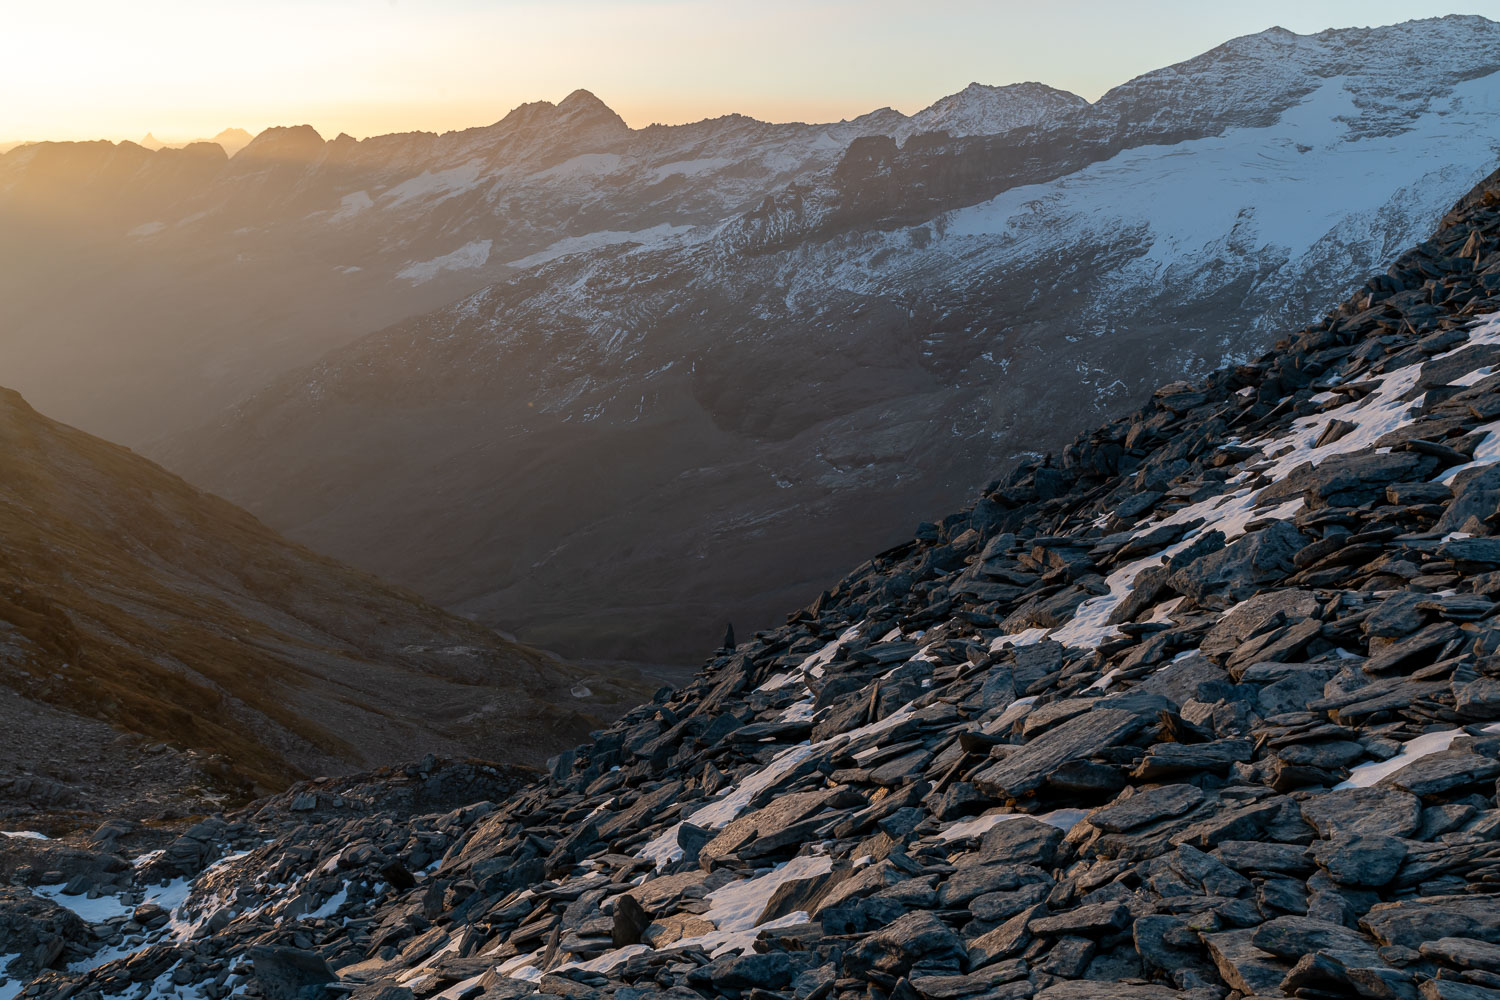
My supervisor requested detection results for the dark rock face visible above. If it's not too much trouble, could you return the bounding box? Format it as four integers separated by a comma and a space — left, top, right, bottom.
12, 106, 1500, 1000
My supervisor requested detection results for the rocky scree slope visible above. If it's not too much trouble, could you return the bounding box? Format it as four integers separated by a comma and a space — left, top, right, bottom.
0, 83, 1074, 445
166, 15, 1500, 665
15, 158, 1500, 1000
0, 389, 638, 830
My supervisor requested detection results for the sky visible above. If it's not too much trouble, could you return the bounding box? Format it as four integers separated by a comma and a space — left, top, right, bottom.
2, 1, 1495, 143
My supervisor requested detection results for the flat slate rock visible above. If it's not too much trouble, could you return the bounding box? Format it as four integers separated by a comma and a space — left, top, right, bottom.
1363, 895, 1500, 949
1300, 785, 1423, 839
1034, 984, 1184, 1000
1201, 927, 1288, 995
973, 708, 1145, 797
1380, 748, 1500, 796
1257, 451, 1438, 508
1087, 784, 1205, 834
1310, 833, 1408, 887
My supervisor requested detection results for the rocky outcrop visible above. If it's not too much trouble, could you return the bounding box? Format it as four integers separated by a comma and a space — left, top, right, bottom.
9, 146, 1500, 1000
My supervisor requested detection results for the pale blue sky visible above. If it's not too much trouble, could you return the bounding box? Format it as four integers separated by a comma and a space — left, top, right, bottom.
2, 1, 1495, 142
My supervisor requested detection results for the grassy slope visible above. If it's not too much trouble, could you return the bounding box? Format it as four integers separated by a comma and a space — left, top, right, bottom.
0, 387, 636, 794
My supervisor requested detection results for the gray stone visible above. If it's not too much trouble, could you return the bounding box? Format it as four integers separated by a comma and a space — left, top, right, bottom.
1029, 901, 1130, 937
909, 964, 1028, 1000
1441, 537, 1500, 566
1420, 979, 1500, 1000
1312, 834, 1408, 887
1381, 749, 1500, 797
967, 904, 1042, 969
1201, 927, 1288, 995
1365, 591, 1431, 639
1213, 840, 1314, 876
843, 910, 967, 979
248, 946, 337, 1000
1199, 589, 1320, 661
1363, 896, 1500, 949
1259, 451, 1438, 509
1419, 936, 1500, 972
1301, 786, 1422, 839
1252, 915, 1384, 963
1168, 843, 1252, 897
1280, 948, 1418, 1000
1454, 678, 1500, 718
973, 709, 1147, 798
971, 818, 1065, 869
1132, 739, 1252, 779
612, 893, 651, 947
968, 883, 1049, 923
1035, 934, 1096, 977
1034, 983, 1182, 1000
702, 951, 795, 991
1087, 784, 1204, 834
939, 863, 1050, 908
1171, 797, 1286, 850
1172, 520, 1307, 600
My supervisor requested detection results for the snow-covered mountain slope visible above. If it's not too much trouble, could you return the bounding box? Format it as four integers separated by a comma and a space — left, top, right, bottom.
0, 83, 1077, 445
163, 16, 1500, 666
805, 15, 1500, 237
898, 82, 1086, 140
12, 155, 1500, 1000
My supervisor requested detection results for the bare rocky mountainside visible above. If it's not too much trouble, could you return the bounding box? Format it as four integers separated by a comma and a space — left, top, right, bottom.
0, 77, 1073, 446
7, 143, 1500, 1000
0, 389, 650, 832
158, 16, 1500, 664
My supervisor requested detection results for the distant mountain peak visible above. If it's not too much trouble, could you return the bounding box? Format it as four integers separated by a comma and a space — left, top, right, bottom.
849, 106, 907, 128
487, 89, 628, 136
556, 88, 628, 129
212, 127, 254, 156
236, 124, 327, 165
132, 127, 253, 156
558, 87, 607, 110
260, 123, 323, 142
905, 79, 1086, 138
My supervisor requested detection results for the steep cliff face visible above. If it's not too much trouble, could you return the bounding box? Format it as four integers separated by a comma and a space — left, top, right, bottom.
10, 138, 1500, 1000
164, 18, 1500, 664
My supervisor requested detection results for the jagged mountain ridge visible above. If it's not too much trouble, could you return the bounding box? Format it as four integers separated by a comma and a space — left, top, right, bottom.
10, 141, 1500, 1000
139, 129, 253, 155
811, 16, 1500, 234
0, 387, 645, 829
0, 81, 1075, 445
10, 15, 1498, 448
162, 16, 1500, 664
